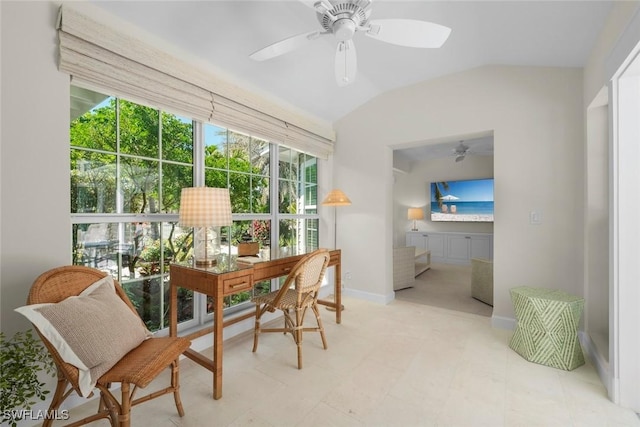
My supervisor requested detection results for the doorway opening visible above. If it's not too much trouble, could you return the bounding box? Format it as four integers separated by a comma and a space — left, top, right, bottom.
392, 133, 494, 316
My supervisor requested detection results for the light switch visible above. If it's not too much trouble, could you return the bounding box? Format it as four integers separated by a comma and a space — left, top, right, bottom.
530, 210, 542, 225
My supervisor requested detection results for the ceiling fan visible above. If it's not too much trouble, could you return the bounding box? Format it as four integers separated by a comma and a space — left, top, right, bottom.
249, 0, 451, 87
453, 141, 469, 162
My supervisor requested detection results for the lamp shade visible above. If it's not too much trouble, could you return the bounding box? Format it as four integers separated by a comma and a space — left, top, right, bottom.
322, 189, 352, 206
408, 208, 424, 220
179, 187, 232, 227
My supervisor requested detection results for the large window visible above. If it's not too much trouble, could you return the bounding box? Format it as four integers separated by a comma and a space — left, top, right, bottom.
70, 86, 320, 332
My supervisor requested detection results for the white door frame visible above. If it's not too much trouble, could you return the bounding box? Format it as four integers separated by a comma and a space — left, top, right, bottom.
608, 32, 640, 412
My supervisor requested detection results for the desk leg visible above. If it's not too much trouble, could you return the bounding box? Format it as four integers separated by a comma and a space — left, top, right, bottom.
213, 295, 223, 399
335, 262, 342, 324
169, 282, 177, 337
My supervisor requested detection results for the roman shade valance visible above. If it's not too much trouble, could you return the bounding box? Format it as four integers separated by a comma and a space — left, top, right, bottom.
57, 3, 335, 159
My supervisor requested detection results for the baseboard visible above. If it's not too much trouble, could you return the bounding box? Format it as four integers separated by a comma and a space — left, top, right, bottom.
489, 319, 613, 397
343, 287, 393, 304
579, 331, 611, 397
491, 314, 516, 330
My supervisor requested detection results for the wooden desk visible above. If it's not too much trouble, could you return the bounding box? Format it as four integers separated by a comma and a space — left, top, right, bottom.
169, 249, 342, 399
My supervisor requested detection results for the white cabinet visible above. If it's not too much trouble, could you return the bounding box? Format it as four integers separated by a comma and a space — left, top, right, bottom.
406, 232, 445, 259
406, 231, 493, 265
426, 234, 445, 259
406, 232, 426, 251
447, 235, 471, 262
470, 235, 492, 260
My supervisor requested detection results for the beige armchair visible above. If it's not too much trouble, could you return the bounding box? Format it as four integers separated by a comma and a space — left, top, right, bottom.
471, 258, 493, 306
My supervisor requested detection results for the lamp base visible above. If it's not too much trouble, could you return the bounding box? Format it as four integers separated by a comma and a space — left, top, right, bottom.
411, 228, 418, 231
195, 258, 217, 268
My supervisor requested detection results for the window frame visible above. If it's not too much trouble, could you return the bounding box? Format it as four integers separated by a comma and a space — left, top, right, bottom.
70, 86, 321, 334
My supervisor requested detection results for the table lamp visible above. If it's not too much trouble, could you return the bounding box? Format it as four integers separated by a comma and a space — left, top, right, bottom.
179, 187, 232, 267
408, 207, 424, 231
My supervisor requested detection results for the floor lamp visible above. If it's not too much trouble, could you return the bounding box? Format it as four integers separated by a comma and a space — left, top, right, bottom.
322, 188, 352, 311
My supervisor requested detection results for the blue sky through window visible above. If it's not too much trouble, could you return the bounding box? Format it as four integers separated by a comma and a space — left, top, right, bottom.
205, 124, 226, 148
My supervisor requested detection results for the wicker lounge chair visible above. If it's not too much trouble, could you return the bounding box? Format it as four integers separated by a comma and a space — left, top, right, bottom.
251, 249, 330, 369
23, 265, 191, 427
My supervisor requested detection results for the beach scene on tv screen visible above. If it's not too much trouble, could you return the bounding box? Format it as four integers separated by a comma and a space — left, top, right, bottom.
431, 179, 494, 222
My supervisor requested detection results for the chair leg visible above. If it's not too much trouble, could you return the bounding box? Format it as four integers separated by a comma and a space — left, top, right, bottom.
312, 303, 328, 350
42, 376, 68, 427
171, 359, 185, 417
119, 382, 131, 427
295, 307, 304, 369
283, 310, 294, 336
283, 308, 288, 332
252, 304, 261, 352
98, 385, 120, 427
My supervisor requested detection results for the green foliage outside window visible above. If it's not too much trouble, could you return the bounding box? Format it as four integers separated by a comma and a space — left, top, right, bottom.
70, 98, 193, 215
70, 89, 318, 333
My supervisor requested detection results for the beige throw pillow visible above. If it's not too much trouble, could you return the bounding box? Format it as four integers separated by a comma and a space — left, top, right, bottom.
15, 275, 149, 397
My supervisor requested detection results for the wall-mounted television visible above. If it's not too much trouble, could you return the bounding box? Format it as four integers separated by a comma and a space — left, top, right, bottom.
430, 178, 494, 222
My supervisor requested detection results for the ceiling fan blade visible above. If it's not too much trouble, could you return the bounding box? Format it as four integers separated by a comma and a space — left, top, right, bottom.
297, 0, 323, 10
250, 30, 324, 61
366, 19, 451, 48
335, 40, 357, 87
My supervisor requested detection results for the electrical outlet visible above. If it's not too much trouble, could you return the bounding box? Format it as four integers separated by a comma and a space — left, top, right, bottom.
345, 271, 352, 280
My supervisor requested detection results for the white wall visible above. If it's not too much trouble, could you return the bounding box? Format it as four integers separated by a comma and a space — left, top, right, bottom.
584, 102, 609, 360
393, 154, 494, 248
1, 0, 70, 337
582, 1, 640, 410
335, 65, 585, 322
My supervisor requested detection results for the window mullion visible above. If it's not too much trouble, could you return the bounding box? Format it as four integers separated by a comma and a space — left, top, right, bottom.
192, 120, 210, 325
116, 98, 123, 214
270, 144, 279, 263
158, 110, 163, 211
193, 121, 205, 186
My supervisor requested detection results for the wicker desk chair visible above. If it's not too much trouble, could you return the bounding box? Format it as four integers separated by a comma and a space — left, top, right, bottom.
251, 249, 330, 369
26, 266, 191, 427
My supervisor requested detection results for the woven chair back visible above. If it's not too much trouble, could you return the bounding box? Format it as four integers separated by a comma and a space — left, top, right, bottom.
294, 250, 330, 294
27, 265, 138, 395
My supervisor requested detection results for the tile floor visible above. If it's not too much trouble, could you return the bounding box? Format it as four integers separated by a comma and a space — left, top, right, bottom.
395, 263, 492, 317
65, 297, 639, 426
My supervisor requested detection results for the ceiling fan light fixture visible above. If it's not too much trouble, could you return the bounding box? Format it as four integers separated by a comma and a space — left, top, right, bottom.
334, 18, 357, 41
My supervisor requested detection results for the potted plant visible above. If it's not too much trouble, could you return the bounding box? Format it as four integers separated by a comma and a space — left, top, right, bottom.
0, 330, 55, 427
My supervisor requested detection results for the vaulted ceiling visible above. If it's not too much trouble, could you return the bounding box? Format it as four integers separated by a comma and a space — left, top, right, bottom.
90, 1, 613, 125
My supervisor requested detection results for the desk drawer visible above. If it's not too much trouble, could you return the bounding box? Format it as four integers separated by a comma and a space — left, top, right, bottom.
223, 274, 252, 295
255, 262, 295, 281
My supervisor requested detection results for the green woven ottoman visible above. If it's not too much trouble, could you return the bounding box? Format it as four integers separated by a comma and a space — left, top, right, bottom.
509, 286, 585, 370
